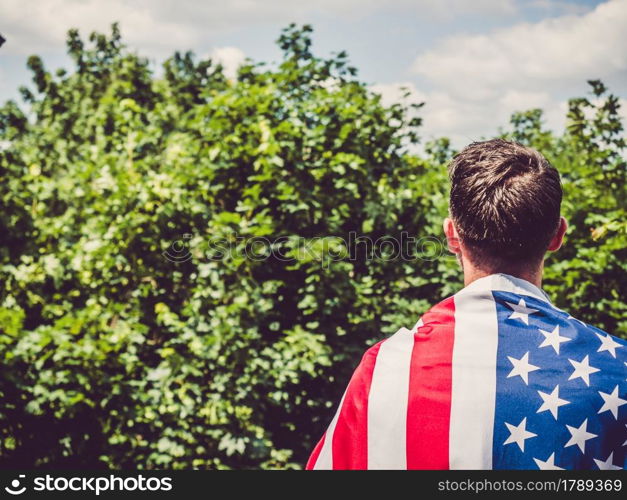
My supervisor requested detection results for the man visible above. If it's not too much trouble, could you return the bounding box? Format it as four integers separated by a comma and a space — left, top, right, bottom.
306, 139, 626, 470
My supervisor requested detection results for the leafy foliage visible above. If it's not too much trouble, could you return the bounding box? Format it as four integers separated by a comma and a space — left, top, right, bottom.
0, 24, 624, 469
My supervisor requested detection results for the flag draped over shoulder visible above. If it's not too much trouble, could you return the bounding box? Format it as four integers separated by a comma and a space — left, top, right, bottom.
306, 274, 626, 470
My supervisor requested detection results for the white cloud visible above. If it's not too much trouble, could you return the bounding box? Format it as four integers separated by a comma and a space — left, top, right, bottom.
413, 0, 626, 97
370, 82, 493, 145
371, 83, 626, 149
391, 0, 518, 19
498, 90, 551, 111
210, 46, 246, 79
402, 0, 627, 146
526, 0, 594, 16
0, 0, 202, 57
0, 0, 519, 57
370, 82, 427, 107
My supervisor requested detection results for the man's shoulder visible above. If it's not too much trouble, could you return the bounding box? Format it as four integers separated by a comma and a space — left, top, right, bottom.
374, 288, 625, 361
460, 284, 624, 345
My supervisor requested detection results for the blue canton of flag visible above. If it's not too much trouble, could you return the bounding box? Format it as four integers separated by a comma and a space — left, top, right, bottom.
492, 291, 626, 470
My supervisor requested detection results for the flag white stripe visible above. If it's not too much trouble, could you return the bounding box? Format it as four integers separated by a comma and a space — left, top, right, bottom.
449, 288, 500, 469
367, 326, 415, 469
313, 391, 346, 470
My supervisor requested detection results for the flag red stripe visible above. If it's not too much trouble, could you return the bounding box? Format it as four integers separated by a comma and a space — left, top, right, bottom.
305, 433, 325, 470
331, 341, 384, 469
406, 296, 455, 469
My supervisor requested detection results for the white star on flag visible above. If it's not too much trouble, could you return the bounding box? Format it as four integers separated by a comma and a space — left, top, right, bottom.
593, 452, 622, 470
505, 298, 538, 325
533, 452, 564, 470
537, 385, 570, 419
598, 385, 626, 419
595, 332, 622, 358
568, 355, 600, 386
504, 417, 537, 452
507, 352, 540, 385
538, 325, 571, 354
565, 418, 597, 453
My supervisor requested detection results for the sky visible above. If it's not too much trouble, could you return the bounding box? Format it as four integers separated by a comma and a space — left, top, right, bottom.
0, 0, 626, 147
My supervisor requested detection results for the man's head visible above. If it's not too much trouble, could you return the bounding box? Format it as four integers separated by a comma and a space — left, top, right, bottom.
443, 139, 567, 278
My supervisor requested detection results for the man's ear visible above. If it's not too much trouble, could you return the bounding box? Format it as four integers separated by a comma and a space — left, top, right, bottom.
443, 217, 462, 254
547, 216, 568, 252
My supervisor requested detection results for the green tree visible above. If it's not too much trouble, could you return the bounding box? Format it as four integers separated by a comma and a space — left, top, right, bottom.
0, 24, 450, 469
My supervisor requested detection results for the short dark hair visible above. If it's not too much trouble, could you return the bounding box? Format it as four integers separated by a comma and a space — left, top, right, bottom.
448, 138, 562, 270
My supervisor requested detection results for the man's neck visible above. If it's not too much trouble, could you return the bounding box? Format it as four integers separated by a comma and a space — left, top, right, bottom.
462, 262, 544, 289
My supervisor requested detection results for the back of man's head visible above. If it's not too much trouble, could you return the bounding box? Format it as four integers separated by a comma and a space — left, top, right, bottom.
448, 138, 562, 271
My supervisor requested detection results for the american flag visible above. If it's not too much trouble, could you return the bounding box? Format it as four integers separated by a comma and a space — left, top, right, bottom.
306, 274, 626, 470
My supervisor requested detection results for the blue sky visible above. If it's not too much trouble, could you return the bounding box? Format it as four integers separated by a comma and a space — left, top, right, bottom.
1, 0, 625, 146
